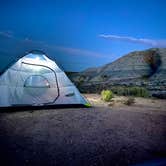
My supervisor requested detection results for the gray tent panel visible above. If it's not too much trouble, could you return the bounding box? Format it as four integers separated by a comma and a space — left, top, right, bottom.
0, 51, 90, 108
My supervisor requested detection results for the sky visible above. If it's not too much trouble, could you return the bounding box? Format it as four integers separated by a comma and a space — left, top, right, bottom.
0, 0, 166, 71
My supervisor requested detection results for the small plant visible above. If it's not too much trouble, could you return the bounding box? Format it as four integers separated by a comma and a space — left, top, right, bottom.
111, 86, 149, 97
124, 97, 135, 106
101, 90, 113, 102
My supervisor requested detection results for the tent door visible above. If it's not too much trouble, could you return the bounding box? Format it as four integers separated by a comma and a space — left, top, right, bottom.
12, 63, 59, 106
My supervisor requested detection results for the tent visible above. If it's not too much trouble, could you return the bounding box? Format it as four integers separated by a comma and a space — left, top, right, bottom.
0, 50, 90, 108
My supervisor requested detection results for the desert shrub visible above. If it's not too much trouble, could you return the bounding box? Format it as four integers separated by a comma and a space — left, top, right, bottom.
139, 87, 149, 97
111, 86, 149, 97
101, 90, 114, 102
132, 87, 149, 97
124, 97, 135, 106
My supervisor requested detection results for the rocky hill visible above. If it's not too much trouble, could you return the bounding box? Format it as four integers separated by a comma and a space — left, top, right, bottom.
69, 48, 166, 98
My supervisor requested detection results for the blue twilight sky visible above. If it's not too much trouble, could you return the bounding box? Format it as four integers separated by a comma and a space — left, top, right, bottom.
0, 0, 166, 71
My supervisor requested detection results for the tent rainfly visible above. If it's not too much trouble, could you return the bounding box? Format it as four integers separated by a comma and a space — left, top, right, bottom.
0, 50, 90, 108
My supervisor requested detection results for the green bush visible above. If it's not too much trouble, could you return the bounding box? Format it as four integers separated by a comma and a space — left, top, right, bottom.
101, 90, 114, 102
130, 87, 149, 97
111, 86, 149, 97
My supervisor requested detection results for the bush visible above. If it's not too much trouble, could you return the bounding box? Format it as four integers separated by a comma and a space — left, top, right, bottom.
130, 87, 149, 97
111, 86, 149, 97
124, 97, 135, 106
101, 90, 114, 102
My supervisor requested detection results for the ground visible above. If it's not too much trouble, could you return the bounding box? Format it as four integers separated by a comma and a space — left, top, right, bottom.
0, 94, 166, 166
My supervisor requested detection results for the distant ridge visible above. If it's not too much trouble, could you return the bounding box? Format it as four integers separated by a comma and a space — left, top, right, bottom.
68, 48, 166, 98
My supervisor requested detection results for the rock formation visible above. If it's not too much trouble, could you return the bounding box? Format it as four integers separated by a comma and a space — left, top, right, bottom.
69, 48, 166, 98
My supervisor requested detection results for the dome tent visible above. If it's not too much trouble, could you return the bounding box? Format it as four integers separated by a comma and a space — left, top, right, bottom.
0, 50, 90, 108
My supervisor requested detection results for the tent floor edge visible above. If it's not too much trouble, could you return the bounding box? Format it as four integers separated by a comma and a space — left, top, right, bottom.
0, 104, 91, 112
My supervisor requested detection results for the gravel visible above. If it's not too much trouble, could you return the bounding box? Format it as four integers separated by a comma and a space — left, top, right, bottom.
0, 105, 166, 166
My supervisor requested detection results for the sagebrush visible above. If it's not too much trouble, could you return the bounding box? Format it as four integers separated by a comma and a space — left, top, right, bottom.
111, 86, 149, 97
101, 90, 114, 102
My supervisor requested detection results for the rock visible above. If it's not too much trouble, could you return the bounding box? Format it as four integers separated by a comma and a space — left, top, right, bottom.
68, 48, 166, 98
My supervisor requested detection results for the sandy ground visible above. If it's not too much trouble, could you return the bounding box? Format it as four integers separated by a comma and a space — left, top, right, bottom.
85, 94, 166, 112
0, 94, 166, 166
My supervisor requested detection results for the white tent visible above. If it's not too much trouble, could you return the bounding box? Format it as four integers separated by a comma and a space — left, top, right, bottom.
0, 51, 90, 108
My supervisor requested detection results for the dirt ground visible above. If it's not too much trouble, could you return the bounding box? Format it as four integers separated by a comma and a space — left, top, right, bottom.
0, 94, 166, 166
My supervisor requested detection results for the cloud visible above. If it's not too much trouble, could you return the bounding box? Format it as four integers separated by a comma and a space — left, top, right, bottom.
99, 34, 166, 47
0, 30, 110, 58
24, 37, 32, 42
0, 31, 14, 38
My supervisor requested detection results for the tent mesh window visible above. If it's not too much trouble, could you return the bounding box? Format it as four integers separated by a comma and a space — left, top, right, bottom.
24, 75, 50, 88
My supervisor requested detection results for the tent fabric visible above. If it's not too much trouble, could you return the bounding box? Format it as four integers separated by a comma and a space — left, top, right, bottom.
0, 51, 90, 108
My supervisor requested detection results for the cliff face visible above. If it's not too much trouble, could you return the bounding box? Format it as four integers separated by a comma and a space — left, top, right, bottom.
69, 48, 166, 98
